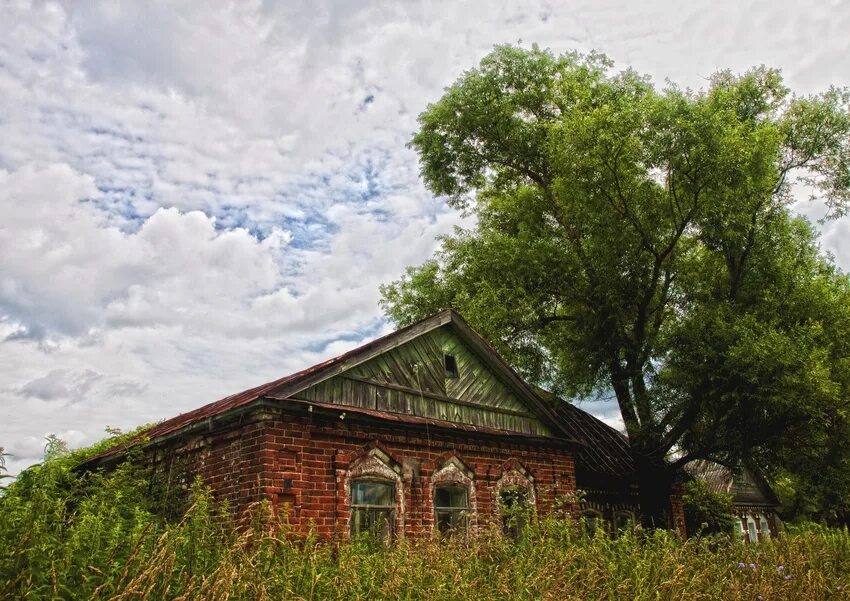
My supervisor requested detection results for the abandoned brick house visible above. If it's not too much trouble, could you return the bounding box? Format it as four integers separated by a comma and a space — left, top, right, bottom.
87, 309, 686, 539
687, 460, 781, 542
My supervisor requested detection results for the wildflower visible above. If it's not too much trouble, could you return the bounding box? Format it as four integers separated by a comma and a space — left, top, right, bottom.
837, 585, 842, 591
738, 562, 746, 569
757, 596, 763, 601
784, 575, 792, 581
777, 565, 784, 572
749, 563, 756, 569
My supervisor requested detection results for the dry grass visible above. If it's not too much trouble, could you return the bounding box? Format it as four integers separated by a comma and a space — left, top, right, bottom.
1, 457, 848, 600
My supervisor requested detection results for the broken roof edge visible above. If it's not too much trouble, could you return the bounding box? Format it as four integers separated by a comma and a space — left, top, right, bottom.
86, 308, 581, 464
533, 386, 637, 478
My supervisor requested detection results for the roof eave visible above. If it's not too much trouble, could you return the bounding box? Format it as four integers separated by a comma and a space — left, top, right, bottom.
80, 394, 583, 471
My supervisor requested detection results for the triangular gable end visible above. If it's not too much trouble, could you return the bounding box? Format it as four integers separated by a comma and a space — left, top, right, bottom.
733, 466, 780, 507
267, 311, 565, 438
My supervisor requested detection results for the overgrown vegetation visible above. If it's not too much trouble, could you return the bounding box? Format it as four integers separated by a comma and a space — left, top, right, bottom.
682, 479, 737, 536
2, 442, 850, 600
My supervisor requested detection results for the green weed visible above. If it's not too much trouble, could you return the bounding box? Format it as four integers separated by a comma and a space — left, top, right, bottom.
1, 449, 848, 600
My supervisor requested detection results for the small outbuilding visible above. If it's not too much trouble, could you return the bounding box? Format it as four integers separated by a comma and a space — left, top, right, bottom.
687, 460, 781, 541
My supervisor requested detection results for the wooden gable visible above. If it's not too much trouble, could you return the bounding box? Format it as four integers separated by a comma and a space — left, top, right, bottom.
290, 325, 552, 437
732, 467, 779, 507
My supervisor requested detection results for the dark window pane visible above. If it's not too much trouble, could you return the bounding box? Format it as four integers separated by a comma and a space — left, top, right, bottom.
613, 511, 633, 533
582, 510, 611, 536
444, 354, 459, 378
351, 507, 394, 538
352, 480, 394, 506
436, 509, 469, 535
435, 485, 468, 508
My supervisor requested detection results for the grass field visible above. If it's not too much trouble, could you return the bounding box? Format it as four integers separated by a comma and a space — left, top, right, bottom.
1, 451, 849, 600
3, 493, 849, 599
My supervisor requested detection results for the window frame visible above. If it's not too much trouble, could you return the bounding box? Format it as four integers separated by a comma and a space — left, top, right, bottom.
350, 478, 397, 540
613, 510, 634, 535
434, 483, 470, 535
758, 515, 771, 540
746, 515, 758, 543
499, 484, 533, 540
581, 508, 605, 536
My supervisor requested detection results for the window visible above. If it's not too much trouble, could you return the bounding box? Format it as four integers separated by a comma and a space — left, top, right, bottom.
350, 479, 395, 539
759, 516, 771, 540
613, 510, 634, 535
746, 516, 758, 543
581, 509, 605, 536
443, 353, 459, 378
500, 485, 532, 539
435, 484, 469, 535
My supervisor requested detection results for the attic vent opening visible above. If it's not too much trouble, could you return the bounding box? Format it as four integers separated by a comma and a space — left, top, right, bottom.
443, 354, 459, 379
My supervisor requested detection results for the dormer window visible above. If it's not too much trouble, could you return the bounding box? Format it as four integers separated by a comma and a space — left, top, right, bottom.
443, 353, 459, 378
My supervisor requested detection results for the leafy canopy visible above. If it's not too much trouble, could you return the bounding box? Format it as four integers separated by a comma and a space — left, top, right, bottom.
381, 45, 850, 482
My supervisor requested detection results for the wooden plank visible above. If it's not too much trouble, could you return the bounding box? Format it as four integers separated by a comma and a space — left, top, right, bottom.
339, 375, 534, 418
276, 312, 452, 398
284, 320, 556, 437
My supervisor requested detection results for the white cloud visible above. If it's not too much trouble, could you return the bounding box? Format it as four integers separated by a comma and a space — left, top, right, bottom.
1, 0, 849, 475
19, 369, 104, 403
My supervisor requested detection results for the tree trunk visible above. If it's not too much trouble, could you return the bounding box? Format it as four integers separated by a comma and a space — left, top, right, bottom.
634, 452, 675, 530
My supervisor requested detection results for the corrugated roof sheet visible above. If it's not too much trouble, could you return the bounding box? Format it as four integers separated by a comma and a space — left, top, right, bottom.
545, 395, 635, 477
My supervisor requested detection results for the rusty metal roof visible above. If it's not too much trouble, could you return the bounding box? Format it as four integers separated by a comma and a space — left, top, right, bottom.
97, 313, 448, 454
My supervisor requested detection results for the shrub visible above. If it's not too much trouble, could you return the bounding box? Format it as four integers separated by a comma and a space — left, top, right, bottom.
683, 478, 738, 537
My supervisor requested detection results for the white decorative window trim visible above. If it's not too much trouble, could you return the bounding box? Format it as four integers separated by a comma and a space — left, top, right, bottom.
494, 465, 536, 511
345, 447, 405, 537
432, 455, 477, 531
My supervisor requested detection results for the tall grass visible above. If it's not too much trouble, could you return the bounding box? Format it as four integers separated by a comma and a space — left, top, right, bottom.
1, 447, 849, 600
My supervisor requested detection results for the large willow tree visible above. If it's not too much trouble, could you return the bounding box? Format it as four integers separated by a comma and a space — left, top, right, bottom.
381, 46, 850, 525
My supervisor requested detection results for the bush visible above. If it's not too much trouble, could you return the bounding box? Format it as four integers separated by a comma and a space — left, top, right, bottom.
683, 478, 738, 537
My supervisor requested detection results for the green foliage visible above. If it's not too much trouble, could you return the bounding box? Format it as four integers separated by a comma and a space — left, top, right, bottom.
682, 479, 737, 537
498, 484, 534, 540
381, 44, 850, 521
2, 460, 850, 601
0, 447, 11, 490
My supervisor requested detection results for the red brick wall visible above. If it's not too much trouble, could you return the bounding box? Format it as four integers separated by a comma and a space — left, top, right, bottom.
148, 405, 579, 539
146, 409, 281, 514
668, 483, 687, 537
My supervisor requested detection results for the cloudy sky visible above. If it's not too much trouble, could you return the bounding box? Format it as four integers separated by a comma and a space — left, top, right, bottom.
2, 0, 849, 475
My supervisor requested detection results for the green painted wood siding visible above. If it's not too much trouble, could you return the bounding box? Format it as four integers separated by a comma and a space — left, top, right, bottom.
293, 326, 551, 436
